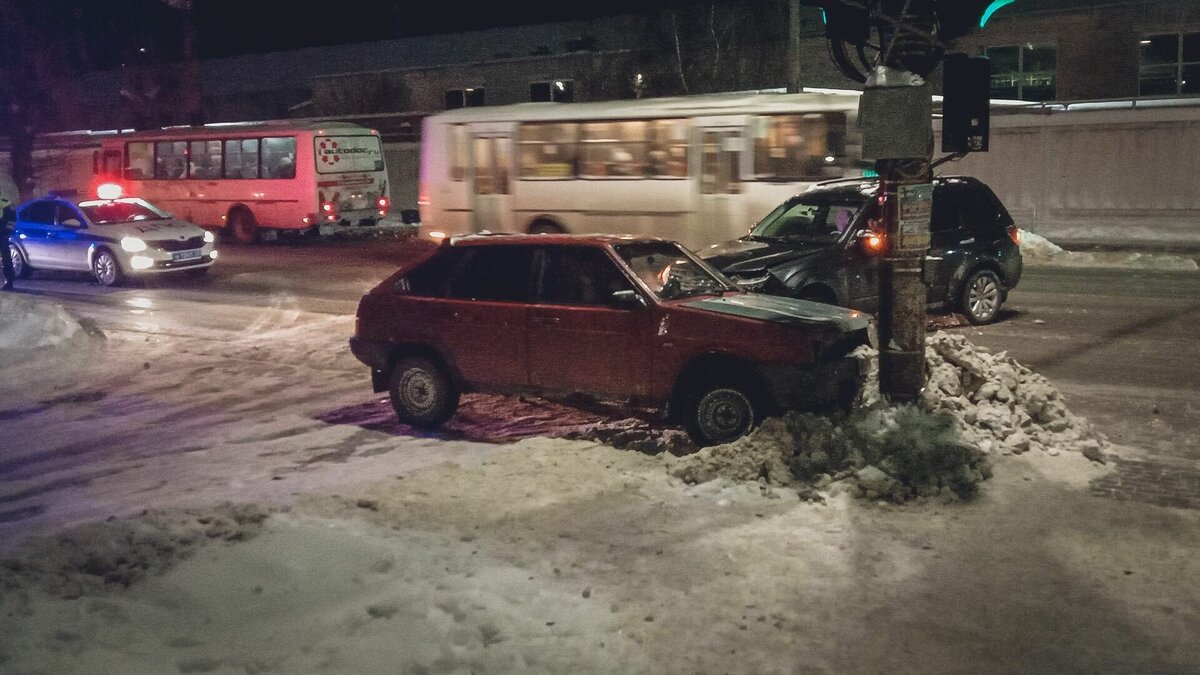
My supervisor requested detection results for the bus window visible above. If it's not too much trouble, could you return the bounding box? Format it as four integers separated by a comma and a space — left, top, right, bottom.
753, 113, 848, 181
518, 123, 578, 178
449, 125, 468, 181
580, 121, 647, 178
648, 119, 689, 178
126, 142, 154, 180
154, 141, 188, 179
262, 137, 296, 179
188, 140, 222, 179
224, 139, 260, 179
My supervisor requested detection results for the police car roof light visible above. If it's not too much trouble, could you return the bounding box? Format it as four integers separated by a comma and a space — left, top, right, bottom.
96, 183, 123, 200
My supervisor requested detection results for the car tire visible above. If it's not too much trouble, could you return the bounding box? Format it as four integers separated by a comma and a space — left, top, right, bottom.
684, 380, 761, 446
960, 268, 1003, 325
92, 248, 125, 287
797, 286, 838, 305
228, 209, 259, 244
9, 243, 32, 279
388, 355, 460, 428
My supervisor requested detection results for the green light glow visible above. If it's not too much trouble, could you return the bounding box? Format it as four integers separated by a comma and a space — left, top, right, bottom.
979, 0, 1016, 27
862, 169, 879, 178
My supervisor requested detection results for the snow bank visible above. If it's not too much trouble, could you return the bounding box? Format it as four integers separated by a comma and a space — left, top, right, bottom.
0, 293, 88, 356
671, 331, 1107, 501
1020, 229, 1198, 271
0, 293, 104, 400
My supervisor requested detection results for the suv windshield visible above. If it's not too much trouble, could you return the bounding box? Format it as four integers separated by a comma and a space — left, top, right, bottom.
614, 241, 735, 300
750, 192, 869, 245
77, 198, 169, 224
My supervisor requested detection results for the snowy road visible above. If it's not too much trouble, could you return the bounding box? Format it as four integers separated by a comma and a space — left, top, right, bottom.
2, 239, 1199, 674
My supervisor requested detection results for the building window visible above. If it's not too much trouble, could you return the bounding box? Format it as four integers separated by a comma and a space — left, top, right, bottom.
445, 87, 485, 109
1139, 33, 1200, 96
985, 45, 1057, 101
530, 80, 575, 102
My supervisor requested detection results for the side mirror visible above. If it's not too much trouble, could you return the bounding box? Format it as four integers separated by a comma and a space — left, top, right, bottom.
610, 289, 647, 310
61, 217, 83, 228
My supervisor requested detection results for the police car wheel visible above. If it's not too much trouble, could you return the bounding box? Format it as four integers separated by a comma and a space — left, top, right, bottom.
9, 243, 31, 279
92, 249, 125, 287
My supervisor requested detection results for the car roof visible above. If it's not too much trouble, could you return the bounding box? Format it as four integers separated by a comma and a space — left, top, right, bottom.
446, 233, 673, 247
805, 174, 983, 196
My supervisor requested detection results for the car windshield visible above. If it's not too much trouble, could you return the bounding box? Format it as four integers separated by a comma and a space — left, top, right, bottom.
613, 241, 735, 300
77, 198, 169, 224
750, 192, 869, 245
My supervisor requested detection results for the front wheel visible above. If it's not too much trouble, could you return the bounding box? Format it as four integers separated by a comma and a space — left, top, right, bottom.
960, 269, 1003, 325
228, 209, 259, 244
388, 355, 460, 428
92, 249, 125, 287
9, 243, 32, 279
684, 382, 760, 446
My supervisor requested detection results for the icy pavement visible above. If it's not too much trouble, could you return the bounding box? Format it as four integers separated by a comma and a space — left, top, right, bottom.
2, 293, 1199, 673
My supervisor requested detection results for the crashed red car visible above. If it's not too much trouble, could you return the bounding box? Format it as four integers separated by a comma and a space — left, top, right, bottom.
350, 235, 872, 445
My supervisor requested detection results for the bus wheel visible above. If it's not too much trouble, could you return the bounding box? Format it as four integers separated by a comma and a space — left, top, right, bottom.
228, 209, 259, 244
528, 219, 564, 235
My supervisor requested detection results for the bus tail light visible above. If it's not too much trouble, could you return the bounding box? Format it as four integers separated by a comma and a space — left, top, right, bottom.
377, 196, 389, 210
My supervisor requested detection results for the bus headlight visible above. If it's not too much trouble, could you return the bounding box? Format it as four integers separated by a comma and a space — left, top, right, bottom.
203, 230, 215, 244
121, 236, 148, 253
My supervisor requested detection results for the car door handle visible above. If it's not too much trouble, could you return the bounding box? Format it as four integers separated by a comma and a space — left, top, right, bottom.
959, 237, 975, 245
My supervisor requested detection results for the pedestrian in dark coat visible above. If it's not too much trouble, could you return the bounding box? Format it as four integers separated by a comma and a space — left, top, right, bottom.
1, 200, 16, 290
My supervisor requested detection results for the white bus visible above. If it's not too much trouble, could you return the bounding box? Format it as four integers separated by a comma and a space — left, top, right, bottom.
419, 92, 863, 249
94, 121, 393, 243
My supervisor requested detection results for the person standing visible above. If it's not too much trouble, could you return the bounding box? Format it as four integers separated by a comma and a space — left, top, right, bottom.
1, 199, 16, 290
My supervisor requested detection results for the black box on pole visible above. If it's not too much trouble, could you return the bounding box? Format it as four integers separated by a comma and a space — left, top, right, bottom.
941, 54, 991, 153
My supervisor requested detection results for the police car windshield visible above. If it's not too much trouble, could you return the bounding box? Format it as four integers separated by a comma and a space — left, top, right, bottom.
77, 198, 169, 224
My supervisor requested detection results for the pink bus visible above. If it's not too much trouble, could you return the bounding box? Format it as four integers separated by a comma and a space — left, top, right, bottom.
94, 121, 392, 243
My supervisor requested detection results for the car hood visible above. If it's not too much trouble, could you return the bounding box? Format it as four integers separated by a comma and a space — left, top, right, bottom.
699, 237, 831, 275
103, 219, 206, 242
681, 293, 870, 332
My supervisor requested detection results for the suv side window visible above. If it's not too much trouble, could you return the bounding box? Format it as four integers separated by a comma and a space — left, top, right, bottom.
538, 247, 635, 308
20, 201, 56, 225
447, 246, 536, 302
961, 182, 1014, 238
929, 184, 965, 247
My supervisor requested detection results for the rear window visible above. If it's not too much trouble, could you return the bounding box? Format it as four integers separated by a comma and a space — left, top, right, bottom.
447, 246, 535, 303
401, 248, 467, 297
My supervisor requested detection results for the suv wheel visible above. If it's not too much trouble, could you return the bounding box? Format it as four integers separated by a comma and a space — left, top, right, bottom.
388, 355, 460, 427
685, 382, 760, 446
960, 269, 1003, 324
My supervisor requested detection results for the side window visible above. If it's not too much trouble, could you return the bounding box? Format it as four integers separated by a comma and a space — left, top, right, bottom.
538, 247, 635, 308
224, 139, 260, 179
964, 182, 1014, 237
400, 248, 468, 297
126, 142, 154, 180
20, 201, 56, 225
56, 205, 85, 226
154, 141, 188, 179
447, 246, 535, 303
189, 140, 223, 179
261, 137, 296, 179
930, 185, 962, 236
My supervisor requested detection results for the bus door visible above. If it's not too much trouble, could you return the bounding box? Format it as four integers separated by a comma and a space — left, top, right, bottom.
470, 135, 512, 233
694, 125, 744, 247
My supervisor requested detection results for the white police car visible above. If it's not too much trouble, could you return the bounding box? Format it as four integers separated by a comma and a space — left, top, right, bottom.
7, 184, 218, 286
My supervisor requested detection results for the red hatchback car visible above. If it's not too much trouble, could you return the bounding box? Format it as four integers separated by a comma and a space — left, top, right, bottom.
350, 235, 872, 445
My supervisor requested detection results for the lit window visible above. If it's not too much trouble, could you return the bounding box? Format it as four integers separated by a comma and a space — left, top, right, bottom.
518, 123, 579, 178
579, 121, 648, 179
984, 45, 1057, 101
530, 80, 575, 102
1139, 32, 1200, 96
753, 113, 849, 181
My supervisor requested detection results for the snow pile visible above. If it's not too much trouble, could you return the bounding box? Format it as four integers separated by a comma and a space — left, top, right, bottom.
671, 331, 1106, 501
0, 503, 273, 601
0, 293, 91, 360
1020, 229, 1198, 271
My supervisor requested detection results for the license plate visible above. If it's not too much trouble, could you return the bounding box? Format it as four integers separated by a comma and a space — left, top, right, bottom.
172, 250, 201, 261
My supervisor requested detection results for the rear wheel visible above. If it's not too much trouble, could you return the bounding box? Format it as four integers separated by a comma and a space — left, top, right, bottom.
960, 269, 1003, 324
92, 248, 125, 287
528, 219, 564, 235
684, 380, 760, 446
388, 355, 460, 428
228, 209, 259, 244
797, 286, 838, 305
9, 243, 31, 279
